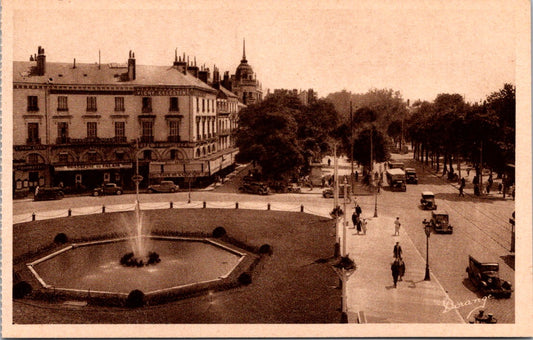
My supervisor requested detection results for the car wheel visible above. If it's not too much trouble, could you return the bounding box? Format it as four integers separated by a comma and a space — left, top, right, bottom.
148, 188, 154, 193
93, 191, 99, 196
116, 190, 122, 195
171, 188, 176, 193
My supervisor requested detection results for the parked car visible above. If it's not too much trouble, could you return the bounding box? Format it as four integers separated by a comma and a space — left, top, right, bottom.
34, 187, 64, 201
239, 181, 270, 195
420, 191, 437, 210
429, 210, 453, 234
405, 168, 418, 184
93, 183, 123, 196
148, 180, 179, 193
322, 185, 351, 200
388, 161, 405, 170
466, 255, 512, 298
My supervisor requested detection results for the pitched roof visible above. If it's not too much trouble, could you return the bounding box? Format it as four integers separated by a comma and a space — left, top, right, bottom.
13, 61, 216, 92
217, 85, 238, 98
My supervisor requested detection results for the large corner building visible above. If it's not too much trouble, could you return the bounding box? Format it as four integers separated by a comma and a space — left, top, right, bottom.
13, 43, 262, 195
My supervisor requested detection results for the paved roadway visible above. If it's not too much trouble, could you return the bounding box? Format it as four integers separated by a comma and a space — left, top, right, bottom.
370, 153, 515, 323
12, 154, 515, 323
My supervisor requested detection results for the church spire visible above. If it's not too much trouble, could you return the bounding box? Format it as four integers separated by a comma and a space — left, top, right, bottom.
241, 38, 247, 63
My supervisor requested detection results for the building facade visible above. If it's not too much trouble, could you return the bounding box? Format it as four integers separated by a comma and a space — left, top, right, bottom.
13, 46, 249, 196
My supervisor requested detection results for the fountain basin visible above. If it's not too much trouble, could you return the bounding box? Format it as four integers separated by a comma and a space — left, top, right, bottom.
27, 236, 254, 299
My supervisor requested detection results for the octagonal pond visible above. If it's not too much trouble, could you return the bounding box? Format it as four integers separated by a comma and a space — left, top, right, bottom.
30, 238, 245, 294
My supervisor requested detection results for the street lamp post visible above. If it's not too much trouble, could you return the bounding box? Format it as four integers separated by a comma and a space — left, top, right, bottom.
424, 223, 431, 281
371, 127, 378, 217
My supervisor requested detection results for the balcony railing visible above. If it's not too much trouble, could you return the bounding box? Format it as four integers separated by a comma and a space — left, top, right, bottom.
55, 137, 129, 145
167, 136, 181, 142
27, 106, 39, 112
140, 136, 154, 143
26, 138, 41, 145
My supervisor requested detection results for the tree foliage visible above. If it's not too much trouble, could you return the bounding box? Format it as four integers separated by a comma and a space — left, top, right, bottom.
235, 92, 340, 180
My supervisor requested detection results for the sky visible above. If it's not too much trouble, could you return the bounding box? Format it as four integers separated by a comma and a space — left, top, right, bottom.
10, 0, 522, 103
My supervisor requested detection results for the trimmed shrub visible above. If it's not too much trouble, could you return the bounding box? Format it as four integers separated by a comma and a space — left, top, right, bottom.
13, 281, 32, 299
54, 232, 68, 244
259, 244, 273, 255
238, 272, 252, 285
212, 226, 227, 238
126, 289, 145, 308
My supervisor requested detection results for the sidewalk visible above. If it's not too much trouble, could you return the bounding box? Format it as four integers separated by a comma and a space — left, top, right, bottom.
343, 213, 465, 323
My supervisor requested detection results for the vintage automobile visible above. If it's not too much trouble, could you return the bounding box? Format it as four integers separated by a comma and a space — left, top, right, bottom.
34, 187, 64, 201
269, 182, 302, 193
429, 210, 453, 233
388, 161, 405, 170
238, 181, 270, 195
386, 168, 406, 192
147, 180, 179, 193
466, 255, 513, 298
93, 183, 123, 196
405, 168, 418, 184
420, 191, 437, 210
322, 184, 351, 200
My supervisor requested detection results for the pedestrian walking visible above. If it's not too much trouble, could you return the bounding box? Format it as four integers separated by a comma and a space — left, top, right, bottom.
328, 158, 331, 167
459, 179, 465, 197
355, 204, 362, 217
356, 218, 362, 234
355, 171, 359, 182
394, 217, 401, 236
351, 211, 358, 230
393, 241, 403, 259
361, 218, 367, 235
498, 182, 503, 194
391, 259, 400, 288
398, 258, 406, 281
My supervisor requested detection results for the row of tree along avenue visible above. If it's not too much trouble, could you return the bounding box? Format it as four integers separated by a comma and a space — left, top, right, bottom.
234, 84, 515, 193
406, 84, 515, 197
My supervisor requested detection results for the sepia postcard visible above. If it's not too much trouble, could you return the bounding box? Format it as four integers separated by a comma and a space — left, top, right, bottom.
2, 0, 532, 337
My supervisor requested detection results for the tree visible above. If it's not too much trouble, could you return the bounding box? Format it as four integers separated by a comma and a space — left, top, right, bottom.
235, 92, 340, 180
352, 126, 389, 167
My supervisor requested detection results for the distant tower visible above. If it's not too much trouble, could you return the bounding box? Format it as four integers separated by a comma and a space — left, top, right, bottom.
231, 38, 262, 105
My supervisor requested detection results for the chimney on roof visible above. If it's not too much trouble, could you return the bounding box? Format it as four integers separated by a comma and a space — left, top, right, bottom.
198, 67, 210, 84
36, 46, 46, 76
128, 50, 136, 80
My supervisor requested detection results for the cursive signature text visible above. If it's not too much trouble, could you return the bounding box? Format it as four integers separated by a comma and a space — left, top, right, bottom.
442, 295, 493, 313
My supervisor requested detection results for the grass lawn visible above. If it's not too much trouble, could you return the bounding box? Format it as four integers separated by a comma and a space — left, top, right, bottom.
13, 208, 341, 323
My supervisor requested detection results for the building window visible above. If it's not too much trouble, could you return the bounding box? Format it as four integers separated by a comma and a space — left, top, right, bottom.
57, 122, 69, 143
87, 151, 98, 162
87, 122, 97, 138
202, 99, 205, 112
57, 96, 68, 111
59, 153, 69, 163
141, 121, 153, 142
143, 150, 152, 160
115, 151, 125, 161
27, 96, 39, 111
27, 123, 40, 144
196, 97, 199, 112
115, 97, 125, 111
28, 153, 39, 164
142, 97, 152, 113
115, 121, 125, 137
86, 96, 97, 111
196, 119, 201, 139
169, 97, 179, 111
168, 120, 180, 142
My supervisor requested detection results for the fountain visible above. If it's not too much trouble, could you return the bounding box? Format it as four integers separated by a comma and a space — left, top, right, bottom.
23, 147, 256, 305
